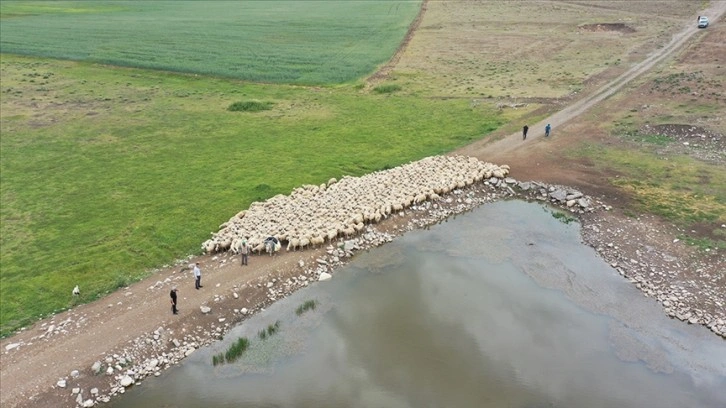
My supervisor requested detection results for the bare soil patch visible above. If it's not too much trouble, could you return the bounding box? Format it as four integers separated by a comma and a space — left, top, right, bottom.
579, 23, 636, 34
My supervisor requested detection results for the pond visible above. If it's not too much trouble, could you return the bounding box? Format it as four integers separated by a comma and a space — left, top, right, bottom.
111, 201, 726, 408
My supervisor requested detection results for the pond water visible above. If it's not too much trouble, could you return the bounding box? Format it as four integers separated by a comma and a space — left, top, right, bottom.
111, 201, 726, 408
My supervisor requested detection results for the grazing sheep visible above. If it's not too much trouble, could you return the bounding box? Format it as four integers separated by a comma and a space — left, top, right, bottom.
299, 236, 310, 250
287, 238, 300, 252
252, 243, 266, 255
311, 235, 325, 248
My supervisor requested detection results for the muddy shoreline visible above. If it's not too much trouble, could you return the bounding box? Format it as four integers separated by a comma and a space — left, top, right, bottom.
2, 176, 723, 408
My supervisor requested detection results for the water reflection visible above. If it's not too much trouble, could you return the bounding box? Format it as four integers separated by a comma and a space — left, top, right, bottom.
111, 201, 726, 408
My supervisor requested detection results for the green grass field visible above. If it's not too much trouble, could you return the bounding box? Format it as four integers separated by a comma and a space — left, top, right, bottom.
0, 0, 420, 84
0, 54, 504, 336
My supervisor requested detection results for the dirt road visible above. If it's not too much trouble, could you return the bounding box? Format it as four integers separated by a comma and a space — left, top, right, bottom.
458, 0, 726, 161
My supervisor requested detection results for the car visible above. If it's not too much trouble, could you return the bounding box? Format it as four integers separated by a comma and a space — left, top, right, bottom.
698, 16, 709, 28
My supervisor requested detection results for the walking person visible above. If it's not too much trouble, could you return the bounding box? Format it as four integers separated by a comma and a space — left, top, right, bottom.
522, 125, 529, 140
170, 287, 179, 314
545, 123, 551, 138
193, 262, 202, 289
240, 240, 250, 266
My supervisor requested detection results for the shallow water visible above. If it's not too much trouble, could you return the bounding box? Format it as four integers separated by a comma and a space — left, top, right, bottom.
111, 201, 726, 408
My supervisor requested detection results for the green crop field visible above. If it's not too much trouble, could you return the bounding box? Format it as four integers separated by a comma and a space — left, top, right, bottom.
0, 54, 506, 336
0, 0, 421, 84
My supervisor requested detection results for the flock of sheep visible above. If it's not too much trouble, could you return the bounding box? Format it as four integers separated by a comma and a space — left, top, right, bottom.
202, 155, 510, 255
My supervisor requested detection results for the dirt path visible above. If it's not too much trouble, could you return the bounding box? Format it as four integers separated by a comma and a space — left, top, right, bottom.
457, 0, 726, 161
2, 4, 725, 408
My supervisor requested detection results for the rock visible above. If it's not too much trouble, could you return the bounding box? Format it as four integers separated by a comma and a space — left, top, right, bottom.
577, 198, 590, 208
72, 387, 80, 394
172, 339, 181, 348
549, 189, 568, 202
343, 240, 357, 252
106, 366, 114, 375
4, 343, 20, 351
298, 260, 305, 268
83, 399, 95, 407
70, 369, 80, 378
147, 358, 159, 369
76, 393, 83, 405
233, 292, 239, 299
57, 380, 67, 388
91, 361, 102, 374
90, 388, 99, 396
318, 272, 332, 281
241, 308, 248, 314
200, 306, 212, 314
316, 258, 328, 265
120, 375, 134, 387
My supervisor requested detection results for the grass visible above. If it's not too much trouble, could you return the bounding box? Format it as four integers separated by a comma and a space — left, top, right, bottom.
568, 142, 726, 243
0, 55, 505, 336
373, 84, 402, 94
295, 300, 317, 316
228, 101, 274, 113
550, 211, 577, 225
385, 1, 701, 99
212, 336, 250, 366
0, 0, 421, 85
258, 320, 281, 340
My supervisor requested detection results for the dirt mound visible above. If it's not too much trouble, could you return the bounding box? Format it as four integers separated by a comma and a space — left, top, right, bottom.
579, 23, 636, 34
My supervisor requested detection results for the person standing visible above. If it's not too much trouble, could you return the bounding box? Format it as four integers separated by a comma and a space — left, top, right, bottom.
193, 262, 202, 289
545, 123, 551, 138
240, 240, 250, 266
170, 287, 179, 314
522, 125, 529, 140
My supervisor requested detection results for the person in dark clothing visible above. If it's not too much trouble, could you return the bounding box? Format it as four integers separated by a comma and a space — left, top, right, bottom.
522, 125, 529, 140
545, 123, 551, 137
170, 287, 178, 314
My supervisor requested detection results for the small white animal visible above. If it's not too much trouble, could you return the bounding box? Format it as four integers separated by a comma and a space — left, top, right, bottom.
72, 285, 80, 296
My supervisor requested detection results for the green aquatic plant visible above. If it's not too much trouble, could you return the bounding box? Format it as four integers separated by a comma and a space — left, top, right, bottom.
296, 300, 317, 316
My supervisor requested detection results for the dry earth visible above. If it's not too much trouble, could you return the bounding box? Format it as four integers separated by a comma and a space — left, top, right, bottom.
2, 1, 726, 408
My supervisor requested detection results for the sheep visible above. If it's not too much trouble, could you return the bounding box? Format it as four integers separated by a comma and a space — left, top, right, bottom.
287, 238, 300, 252
252, 243, 266, 255
299, 236, 310, 250
310, 235, 325, 248
72, 285, 80, 296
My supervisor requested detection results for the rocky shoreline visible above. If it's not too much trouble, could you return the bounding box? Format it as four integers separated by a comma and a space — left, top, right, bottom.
2, 163, 724, 408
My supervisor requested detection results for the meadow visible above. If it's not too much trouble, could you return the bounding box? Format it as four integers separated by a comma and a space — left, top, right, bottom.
0, 54, 505, 336
0, 0, 421, 84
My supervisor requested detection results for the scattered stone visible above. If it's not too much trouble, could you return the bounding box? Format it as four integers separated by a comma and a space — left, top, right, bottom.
4, 343, 20, 351
318, 272, 332, 281
119, 375, 134, 387
200, 306, 212, 314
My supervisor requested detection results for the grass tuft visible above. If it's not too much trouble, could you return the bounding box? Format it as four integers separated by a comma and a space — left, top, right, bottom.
373, 84, 402, 94
295, 300, 317, 316
259, 320, 281, 340
228, 100, 274, 112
